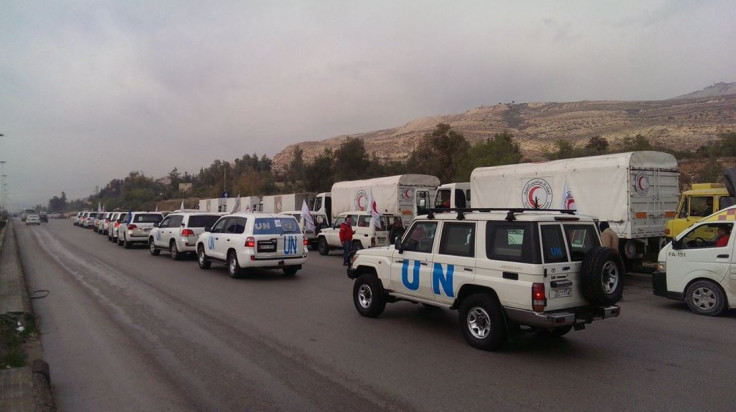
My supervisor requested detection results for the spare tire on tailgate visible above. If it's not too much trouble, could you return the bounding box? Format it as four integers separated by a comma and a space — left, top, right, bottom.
581, 246, 624, 306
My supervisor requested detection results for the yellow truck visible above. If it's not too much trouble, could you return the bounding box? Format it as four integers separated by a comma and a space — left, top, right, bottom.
665, 182, 736, 239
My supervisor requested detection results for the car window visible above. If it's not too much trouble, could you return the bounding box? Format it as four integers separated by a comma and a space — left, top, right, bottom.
169, 215, 184, 227
188, 215, 221, 228
333, 216, 346, 228
253, 217, 300, 235
680, 223, 733, 249
564, 224, 601, 261
134, 214, 163, 223
211, 218, 227, 233
159, 216, 171, 228
357, 215, 370, 227
402, 221, 438, 253
540, 224, 568, 263
486, 222, 540, 264
439, 222, 475, 257
225, 217, 247, 234
349, 215, 359, 227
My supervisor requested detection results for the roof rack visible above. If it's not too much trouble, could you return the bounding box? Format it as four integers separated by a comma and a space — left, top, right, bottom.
427, 207, 576, 222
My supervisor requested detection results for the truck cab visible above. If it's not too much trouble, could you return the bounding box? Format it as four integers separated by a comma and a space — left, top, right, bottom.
434, 182, 471, 209
665, 183, 736, 239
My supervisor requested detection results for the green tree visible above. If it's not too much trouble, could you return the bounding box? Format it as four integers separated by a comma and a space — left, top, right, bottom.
456, 131, 523, 180
407, 123, 470, 183
304, 148, 335, 192
333, 137, 371, 181
287, 146, 307, 189
542, 138, 579, 160
619, 134, 652, 152
585, 136, 609, 155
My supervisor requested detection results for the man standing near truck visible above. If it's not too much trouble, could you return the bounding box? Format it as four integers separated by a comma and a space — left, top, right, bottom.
340, 216, 354, 266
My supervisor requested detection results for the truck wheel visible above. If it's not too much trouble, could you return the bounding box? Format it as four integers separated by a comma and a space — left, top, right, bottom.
170, 241, 181, 260
197, 245, 211, 269
317, 238, 329, 256
149, 239, 160, 255
581, 247, 624, 306
459, 293, 508, 351
353, 274, 386, 317
685, 280, 727, 316
228, 251, 242, 279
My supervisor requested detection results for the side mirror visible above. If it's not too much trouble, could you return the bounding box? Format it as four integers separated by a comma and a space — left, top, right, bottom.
672, 239, 682, 250
395, 237, 403, 254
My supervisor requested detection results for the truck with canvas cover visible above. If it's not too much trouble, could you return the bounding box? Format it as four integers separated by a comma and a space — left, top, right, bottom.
470, 151, 680, 264
312, 174, 441, 227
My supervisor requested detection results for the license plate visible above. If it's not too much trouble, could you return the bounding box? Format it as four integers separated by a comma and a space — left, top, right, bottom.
550, 287, 572, 299
258, 241, 277, 252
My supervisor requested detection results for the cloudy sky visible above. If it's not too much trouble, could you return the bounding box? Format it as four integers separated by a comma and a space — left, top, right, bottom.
1, 0, 734, 209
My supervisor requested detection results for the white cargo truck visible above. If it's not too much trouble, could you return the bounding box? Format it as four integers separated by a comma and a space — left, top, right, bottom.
261, 193, 317, 214
312, 174, 441, 227
198, 196, 261, 213
470, 151, 680, 263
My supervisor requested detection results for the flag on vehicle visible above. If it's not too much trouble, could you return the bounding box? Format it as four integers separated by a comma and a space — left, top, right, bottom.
97, 201, 101, 213
301, 200, 315, 232
180, 200, 185, 211
232, 195, 241, 213
155, 204, 158, 212
368, 189, 381, 230
126, 210, 132, 225
561, 180, 577, 211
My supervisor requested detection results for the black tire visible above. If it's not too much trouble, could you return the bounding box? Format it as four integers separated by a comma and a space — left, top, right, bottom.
317, 237, 329, 256
685, 280, 727, 316
283, 266, 298, 277
123, 236, 131, 249
227, 251, 242, 279
197, 245, 211, 269
459, 293, 508, 351
353, 274, 386, 317
149, 239, 160, 256
170, 241, 181, 260
581, 247, 624, 306
117, 236, 123, 246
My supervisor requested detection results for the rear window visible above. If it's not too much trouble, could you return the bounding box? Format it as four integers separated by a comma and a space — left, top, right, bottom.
188, 215, 221, 228
564, 224, 601, 261
486, 222, 541, 264
253, 217, 300, 235
134, 214, 163, 223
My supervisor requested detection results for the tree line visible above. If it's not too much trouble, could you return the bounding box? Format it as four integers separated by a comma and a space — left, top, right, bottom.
45, 125, 736, 212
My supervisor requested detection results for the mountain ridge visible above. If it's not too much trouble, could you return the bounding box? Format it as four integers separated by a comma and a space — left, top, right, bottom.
272, 83, 736, 173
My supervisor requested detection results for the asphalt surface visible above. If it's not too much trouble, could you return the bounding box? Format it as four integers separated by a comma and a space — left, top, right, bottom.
16, 220, 736, 411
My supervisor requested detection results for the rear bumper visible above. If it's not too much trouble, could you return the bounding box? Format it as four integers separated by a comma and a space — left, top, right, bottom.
505, 305, 621, 329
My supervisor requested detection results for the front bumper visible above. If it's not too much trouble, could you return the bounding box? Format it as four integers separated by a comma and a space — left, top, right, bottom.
652, 270, 683, 300
505, 305, 620, 329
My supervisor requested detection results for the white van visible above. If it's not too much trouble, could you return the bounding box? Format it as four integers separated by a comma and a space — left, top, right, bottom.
653, 206, 736, 316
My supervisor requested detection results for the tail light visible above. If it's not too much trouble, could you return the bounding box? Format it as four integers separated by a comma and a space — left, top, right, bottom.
303, 238, 309, 246
128, 224, 137, 230
532, 283, 546, 312
114, 222, 120, 229
181, 229, 195, 237
244, 236, 255, 248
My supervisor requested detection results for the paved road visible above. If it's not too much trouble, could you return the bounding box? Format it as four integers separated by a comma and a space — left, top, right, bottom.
16, 220, 736, 411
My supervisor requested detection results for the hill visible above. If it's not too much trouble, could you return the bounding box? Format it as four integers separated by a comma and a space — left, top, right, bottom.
272, 83, 736, 173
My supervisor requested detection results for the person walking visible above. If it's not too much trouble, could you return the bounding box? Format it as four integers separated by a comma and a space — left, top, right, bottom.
340, 216, 355, 266
600, 221, 619, 251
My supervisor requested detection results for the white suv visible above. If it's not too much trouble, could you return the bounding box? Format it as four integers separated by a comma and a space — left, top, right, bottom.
116, 212, 164, 248
149, 211, 224, 260
347, 208, 623, 351
196, 213, 308, 278
317, 211, 396, 255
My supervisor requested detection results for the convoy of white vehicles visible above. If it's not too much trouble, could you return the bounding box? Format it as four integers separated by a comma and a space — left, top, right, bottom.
50, 150, 736, 353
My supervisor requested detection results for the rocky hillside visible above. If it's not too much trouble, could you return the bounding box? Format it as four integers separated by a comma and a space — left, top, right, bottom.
273, 83, 736, 173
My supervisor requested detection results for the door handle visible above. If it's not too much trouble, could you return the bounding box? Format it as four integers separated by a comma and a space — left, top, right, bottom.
562, 266, 570, 271
717, 254, 729, 258
464, 268, 473, 272
420, 262, 428, 266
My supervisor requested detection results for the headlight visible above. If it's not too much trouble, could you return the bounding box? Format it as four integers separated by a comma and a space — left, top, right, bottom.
656, 261, 666, 272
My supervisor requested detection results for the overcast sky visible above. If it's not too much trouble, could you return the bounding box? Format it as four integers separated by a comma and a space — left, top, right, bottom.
1, 0, 735, 209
